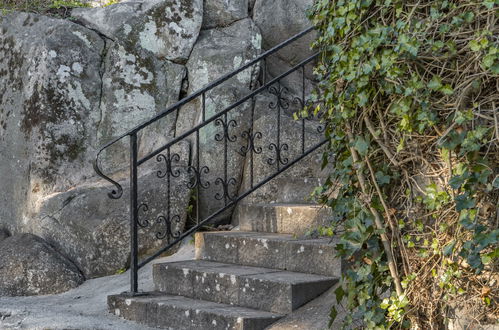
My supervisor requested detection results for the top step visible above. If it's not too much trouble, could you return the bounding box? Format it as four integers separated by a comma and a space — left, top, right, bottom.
233, 203, 331, 236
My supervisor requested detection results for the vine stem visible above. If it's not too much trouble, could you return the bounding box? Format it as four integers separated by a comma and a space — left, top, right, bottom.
365, 154, 411, 277
346, 124, 403, 296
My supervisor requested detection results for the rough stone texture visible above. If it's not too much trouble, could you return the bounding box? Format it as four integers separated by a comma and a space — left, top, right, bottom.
108, 293, 282, 330
253, 0, 317, 96
0, 0, 325, 296
74, 0, 203, 63
234, 203, 332, 236
0, 13, 105, 236
153, 260, 335, 314
253, 0, 315, 63
196, 231, 341, 277
177, 18, 262, 221
72, 2, 144, 40
0, 11, 191, 278
0, 228, 9, 242
0, 240, 194, 329
97, 40, 185, 172
266, 284, 349, 330
0, 234, 84, 296
27, 142, 192, 278
203, 0, 249, 29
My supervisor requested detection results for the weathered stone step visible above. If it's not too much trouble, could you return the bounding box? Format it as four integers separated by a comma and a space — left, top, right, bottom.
153, 260, 336, 314
195, 231, 340, 277
108, 292, 282, 330
233, 203, 331, 236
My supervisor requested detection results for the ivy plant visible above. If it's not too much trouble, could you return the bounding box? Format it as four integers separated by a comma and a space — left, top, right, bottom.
307, 0, 498, 328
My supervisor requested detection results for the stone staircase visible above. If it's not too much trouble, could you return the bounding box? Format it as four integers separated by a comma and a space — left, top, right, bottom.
108, 204, 339, 329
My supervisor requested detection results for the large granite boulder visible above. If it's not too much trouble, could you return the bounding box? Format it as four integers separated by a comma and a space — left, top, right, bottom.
203, 0, 248, 29
96, 41, 185, 173
72, 2, 144, 40
0, 11, 191, 278
177, 18, 262, 221
0, 13, 105, 235
253, 0, 315, 62
73, 0, 203, 63
0, 234, 84, 296
253, 0, 317, 95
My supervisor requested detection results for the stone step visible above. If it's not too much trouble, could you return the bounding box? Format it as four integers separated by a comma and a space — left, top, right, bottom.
108, 292, 282, 330
195, 231, 340, 277
153, 260, 336, 314
233, 203, 331, 236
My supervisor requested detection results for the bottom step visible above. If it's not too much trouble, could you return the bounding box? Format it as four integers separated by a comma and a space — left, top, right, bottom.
108, 292, 282, 330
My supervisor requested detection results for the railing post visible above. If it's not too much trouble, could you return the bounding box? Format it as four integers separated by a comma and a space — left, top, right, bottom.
129, 133, 139, 294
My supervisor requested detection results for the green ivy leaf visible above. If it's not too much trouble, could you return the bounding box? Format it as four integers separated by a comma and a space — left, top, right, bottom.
329, 306, 338, 326
443, 240, 456, 256
440, 85, 454, 95
455, 193, 476, 211
335, 285, 345, 302
357, 91, 369, 106
428, 76, 442, 90
375, 171, 391, 185
469, 40, 481, 51
354, 137, 369, 156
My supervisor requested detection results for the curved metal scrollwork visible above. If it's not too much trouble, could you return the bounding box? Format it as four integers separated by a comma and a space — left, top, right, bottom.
137, 203, 150, 228
268, 85, 290, 110
267, 143, 289, 166
136, 202, 181, 241
186, 166, 210, 189
214, 118, 238, 142
214, 177, 238, 201
238, 129, 263, 156
156, 214, 181, 240
156, 153, 181, 179
93, 148, 123, 199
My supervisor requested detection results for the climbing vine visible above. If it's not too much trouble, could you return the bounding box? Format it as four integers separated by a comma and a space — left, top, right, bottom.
306, 0, 498, 328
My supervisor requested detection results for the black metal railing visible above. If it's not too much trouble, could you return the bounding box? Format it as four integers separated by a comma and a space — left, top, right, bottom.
94, 27, 326, 293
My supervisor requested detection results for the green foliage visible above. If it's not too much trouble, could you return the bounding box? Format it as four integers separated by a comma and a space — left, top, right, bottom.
0, 0, 90, 14
102, 0, 119, 7
308, 0, 498, 328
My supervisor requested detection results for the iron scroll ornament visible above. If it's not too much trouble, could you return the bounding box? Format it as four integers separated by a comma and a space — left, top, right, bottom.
137, 203, 181, 241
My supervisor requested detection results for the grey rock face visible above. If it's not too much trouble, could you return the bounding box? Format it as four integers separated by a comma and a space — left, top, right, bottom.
97, 40, 185, 173
72, 2, 144, 40
203, 0, 248, 29
73, 0, 203, 63
0, 234, 84, 296
178, 18, 262, 221
121, 0, 203, 63
253, 0, 317, 94
0, 13, 105, 235
253, 0, 315, 62
27, 142, 192, 278
0, 12, 190, 278
0, 228, 9, 242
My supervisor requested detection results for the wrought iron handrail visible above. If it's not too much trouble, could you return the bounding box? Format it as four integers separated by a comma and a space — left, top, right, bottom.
94, 27, 326, 294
